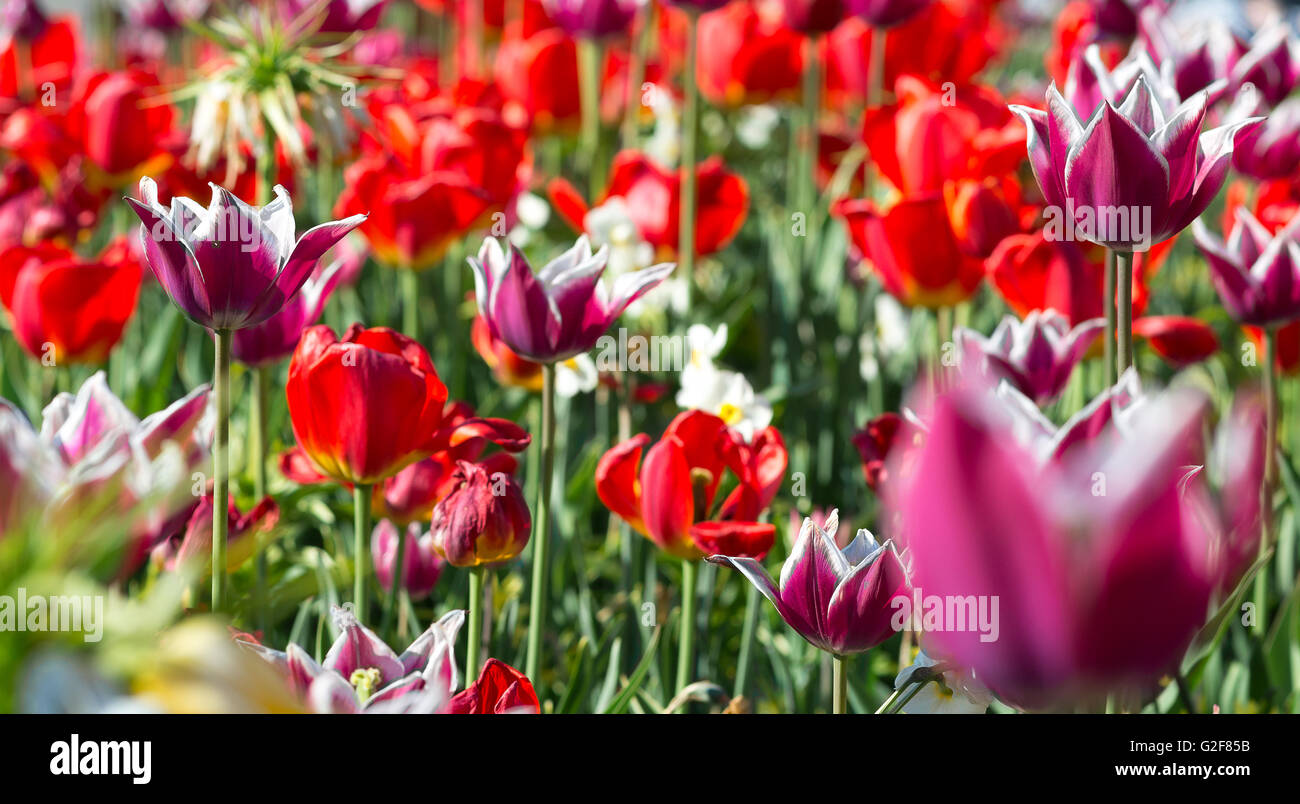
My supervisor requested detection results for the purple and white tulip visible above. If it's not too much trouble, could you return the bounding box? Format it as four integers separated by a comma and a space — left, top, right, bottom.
469, 236, 674, 364
956, 310, 1105, 406
1230, 24, 1299, 109
1193, 208, 1300, 328
708, 510, 910, 656
1228, 94, 1300, 181
241, 605, 464, 714
126, 177, 365, 332
1011, 77, 1261, 251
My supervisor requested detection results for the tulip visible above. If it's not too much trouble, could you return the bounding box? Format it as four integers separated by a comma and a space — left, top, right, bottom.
469, 235, 674, 364
1138, 11, 1243, 102
1131, 315, 1219, 368
1062, 45, 1183, 122
709, 511, 910, 713
229, 247, 351, 368
779, 0, 846, 36
661, 0, 730, 11
471, 314, 545, 391
893, 384, 1242, 709
599, 409, 786, 694
0, 237, 142, 365
77, 69, 177, 187
851, 411, 910, 492
372, 519, 444, 602
430, 461, 532, 569
1230, 24, 1299, 109
845, 0, 932, 27
286, 323, 448, 612
0, 372, 211, 574
494, 25, 582, 132
128, 176, 362, 611
835, 195, 985, 308
119, 0, 211, 32
1194, 209, 1300, 329
1229, 96, 1300, 182
431, 460, 532, 676
281, 0, 390, 33
542, 0, 639, 39
240, 606, 464, 714
152, 494, 280, 577
955, 310, 1104, 405
696, 2, 803, 108
446, 658, 540, 714
1011, 76, 1260, 382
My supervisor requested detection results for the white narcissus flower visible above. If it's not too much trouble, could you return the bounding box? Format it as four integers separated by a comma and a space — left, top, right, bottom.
677, 363, 772, 443
894, 651, 992, 714
556, 353, 599, 398
686, 323, 728, 368
583, 198, 688, 317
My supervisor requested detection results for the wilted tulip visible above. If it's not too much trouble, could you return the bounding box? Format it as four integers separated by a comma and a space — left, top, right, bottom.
468, 235, 673, 364
709, 510, 910, 656
0, 237, 142, 364
126, 177, 365, 331
430, 461, 532, 568
446, 658, 540, 714
956, 310, 1104, 405
1194, 209, 1300, 328
372, 519, 444, 601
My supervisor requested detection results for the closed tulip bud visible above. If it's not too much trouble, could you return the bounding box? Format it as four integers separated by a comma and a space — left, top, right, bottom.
430, 461, 531, 568
371, 519, 444, 601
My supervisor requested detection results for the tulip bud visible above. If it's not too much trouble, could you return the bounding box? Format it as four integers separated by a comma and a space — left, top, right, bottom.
430, 462, 531, 568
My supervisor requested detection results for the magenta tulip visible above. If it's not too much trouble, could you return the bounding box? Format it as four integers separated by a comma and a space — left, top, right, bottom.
1011, 77, 1260, 251
1229, 96, 1300, 181
372, 519, 444, 601
708, 510, 910, 656
893, 385, 1246, 709
230, 248, 349, 367
956, 310, 1104, 405
1194, 209, 1300, 328
468, 236, 673, 363
845, 0, 931, 28
126, 177, 365, 331
542, 0, 640, 39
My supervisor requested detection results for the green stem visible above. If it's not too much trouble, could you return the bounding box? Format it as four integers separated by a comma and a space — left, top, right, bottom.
467, 567, 486, 681
1255, 327, 1278, 636
353, 484, 372, 617
833, 655, 849, 714
676, 558, 698, 696
884, 680, 926, 714
381, 517, 408, 638
1116, 250, 1133, 375
400, 269, 420, 341
867, 26, 886, 109
578, 36, 604, 196
680, 13, 699, 310
621, 3, 651, 148
525, 364, 557, 682
800, 35, 821, 273
1103, 249, 1117, 388
211, 329, 231, 612
251, 364, 269, 628
734, 581, 760, 696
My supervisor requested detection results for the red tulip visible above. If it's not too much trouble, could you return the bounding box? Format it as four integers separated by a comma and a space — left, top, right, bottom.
74, 69, 177, 186
696, 1, 804, 108
1131, 316, 1219, 368
445, 658, 540, 714
985, 230, 1170, 327
493, 24, 582, 132
430, 460, 532, 568
835, 194, 985, 308
576, 149, 749, 258
0, 237, 142, 364
597, 410, 785, 560
851, 412, 910, 492
286, 324, 449, 485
